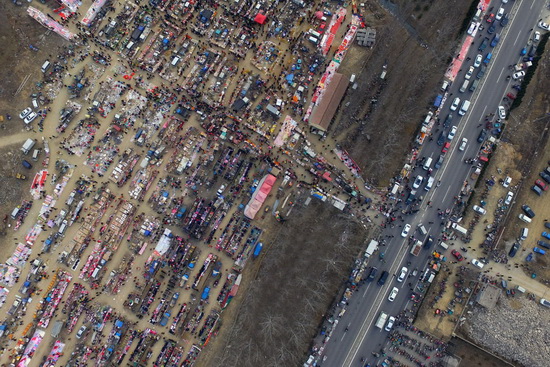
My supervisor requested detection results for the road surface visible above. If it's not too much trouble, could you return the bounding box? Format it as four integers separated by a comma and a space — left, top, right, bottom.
322, 0, 548, 365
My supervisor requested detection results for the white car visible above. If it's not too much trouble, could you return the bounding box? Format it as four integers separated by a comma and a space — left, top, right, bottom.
539, 21, 550, 31
459, 138, 468, 151
447, 125, 458, 140
388, 287, 399, 302
513, 71, 526, 80
502, 176, 512, 188
473, 54, 482, 68
465, 66, 474, 80
401, 224, 411, 237
473, 205, 487, 215
472, 259, 485, 269
385, 316, 396, 332
19, 107, 32, 119
497, 105, 506, 120
450, 97, 460, 111
397, 267, 408, 282
24, 111, 38, 125
412, 175, 423, 189
495, 7, 505, 21
504, 191, 514, 205
534, 31, 541, 42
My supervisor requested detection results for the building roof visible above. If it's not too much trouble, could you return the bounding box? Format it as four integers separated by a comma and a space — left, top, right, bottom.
308, 73, 349, 131
475, 284, 501, 309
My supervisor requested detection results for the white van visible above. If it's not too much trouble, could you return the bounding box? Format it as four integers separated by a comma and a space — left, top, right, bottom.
458, 100, 471, 116
439, 242, 449, 250
126, 41, 135, 50
427, 272, 436, 283
516, 285, 526, 293
308, 36, 319, 44
422, 157, 433, 171
518, 214, 532, 223
441, 80, 449, 91
32, 149, 41, 161
11, 207, 20, 220
171, 56, 181, 66
58, 221, 68, 235
418, 224, 427, 236
425, 177, 435, 191
519, 228, 528, 241
459, 80, 470, 93
41, 60, 51, 73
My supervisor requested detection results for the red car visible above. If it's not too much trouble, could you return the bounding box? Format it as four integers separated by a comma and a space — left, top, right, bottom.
506, 92, 516, 100
451, 250, 464, 261
486, 13, 495, 23
442, 142, 451, 153
535, 179, 548, 191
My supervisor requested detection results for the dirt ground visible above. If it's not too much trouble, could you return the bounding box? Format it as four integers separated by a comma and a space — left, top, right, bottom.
447, 336, 511, 367
198, 197, 367, 367
333, 0, 473, 187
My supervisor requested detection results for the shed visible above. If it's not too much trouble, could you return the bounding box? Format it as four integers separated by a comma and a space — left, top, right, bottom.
254, 13, 267, 25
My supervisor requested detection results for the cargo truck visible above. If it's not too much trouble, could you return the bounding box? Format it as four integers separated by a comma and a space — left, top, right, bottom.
375, 311, 388, 329
410, 241, 422, 256
364, 240, 379, 258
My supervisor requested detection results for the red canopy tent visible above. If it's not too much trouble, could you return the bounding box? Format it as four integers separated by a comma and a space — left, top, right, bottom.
254, 13, 267, 25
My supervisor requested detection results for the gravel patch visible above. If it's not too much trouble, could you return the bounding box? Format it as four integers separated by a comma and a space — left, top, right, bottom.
464, 296, 550, 367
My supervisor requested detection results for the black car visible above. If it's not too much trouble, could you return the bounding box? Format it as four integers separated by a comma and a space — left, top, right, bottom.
477, 129, 487, 143
377, 271, 389, 286
521, 205, 535, 218
487, 24, 496, 34
477, 65, 487, 79
540, 171, 550, 184
509, 243, 520, 257
528, 45, 537, 58
437, 131, 446, 146
434, 155, 445, 169
479, 37, 489, 52
545, 222, 550, 230
444, 113, 453, 128
367, 267, 378, 281
424, 236, 434, 249
500, 15, 509, 27
538, 240, 550, 249
532, 185, 543, 196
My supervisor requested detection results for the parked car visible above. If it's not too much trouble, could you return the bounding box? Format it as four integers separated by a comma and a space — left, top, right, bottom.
473, 205, 487, 215
533, 31, 541, 42
465, 66, 474, 80
451, 250, 464, 261
534, 247, 546, 255
497, 106, 506, 120
441, 142, 451, 153
24, 112, 38, 125
388, 287, 399, 302
19, 107, 32, 119
495, 7, 504, 21
474, 54, 483, 67
401, 224, 411, 237
459, 138, 468, 151
397, 267, 408, 282
509, 243, 520, 257
448, 125, 458, 140
538, 21, 550, 31
479, 37, 489, 52
538, 240, 550, 249
542, 232, 550, 240
385, 316, 396, 332
477, 129, 487, 143
533, 185, 543, 196
504, 191, 514, 205
513, 70, 526, 80
477, 65, 487, 79
450, 98, 460, 111
487, 23, 496, 34
535, 179, 548, 191
500, 14, 509, 27
437, 131, 446, 146
502, 176, 512, 188
540, 171, 550, 183
434, 155, 445, 169
522, 205, 535, 218
471, 259, 485, 269
412, 175, 423, 189
485, 13, 495, 23
76, 325, 87, 339
367, 267, 378, 281
444, 113, 453, 127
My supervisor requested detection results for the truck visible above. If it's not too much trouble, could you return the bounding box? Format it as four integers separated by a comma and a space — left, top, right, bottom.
452, 223, 468, 235
514, 61, 532, 71
375, 311, 388, 329
410, 241, 422, 256
8, 295, 22, 315
364, 240, 379, 258
21, 138, 35, 155
50, 320, 64, 338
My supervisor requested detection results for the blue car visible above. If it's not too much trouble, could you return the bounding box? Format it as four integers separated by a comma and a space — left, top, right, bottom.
542, 232, 550, 240
534, 247, 546, 255
520, 47, 527, 56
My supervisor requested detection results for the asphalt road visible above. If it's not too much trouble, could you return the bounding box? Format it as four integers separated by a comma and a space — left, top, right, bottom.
322, 0, 548, 366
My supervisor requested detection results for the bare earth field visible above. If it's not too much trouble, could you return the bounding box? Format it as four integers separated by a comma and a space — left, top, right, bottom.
199, 197, 367, 367
334, 0, 473, 187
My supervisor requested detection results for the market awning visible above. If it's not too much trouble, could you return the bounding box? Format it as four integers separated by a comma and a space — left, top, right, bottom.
254, 13, 267, 25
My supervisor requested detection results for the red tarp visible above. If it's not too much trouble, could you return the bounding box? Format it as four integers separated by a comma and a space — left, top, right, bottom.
254, 13, 267, 25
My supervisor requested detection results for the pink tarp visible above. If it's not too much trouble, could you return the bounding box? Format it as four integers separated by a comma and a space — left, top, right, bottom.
244, 174, 277, 219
